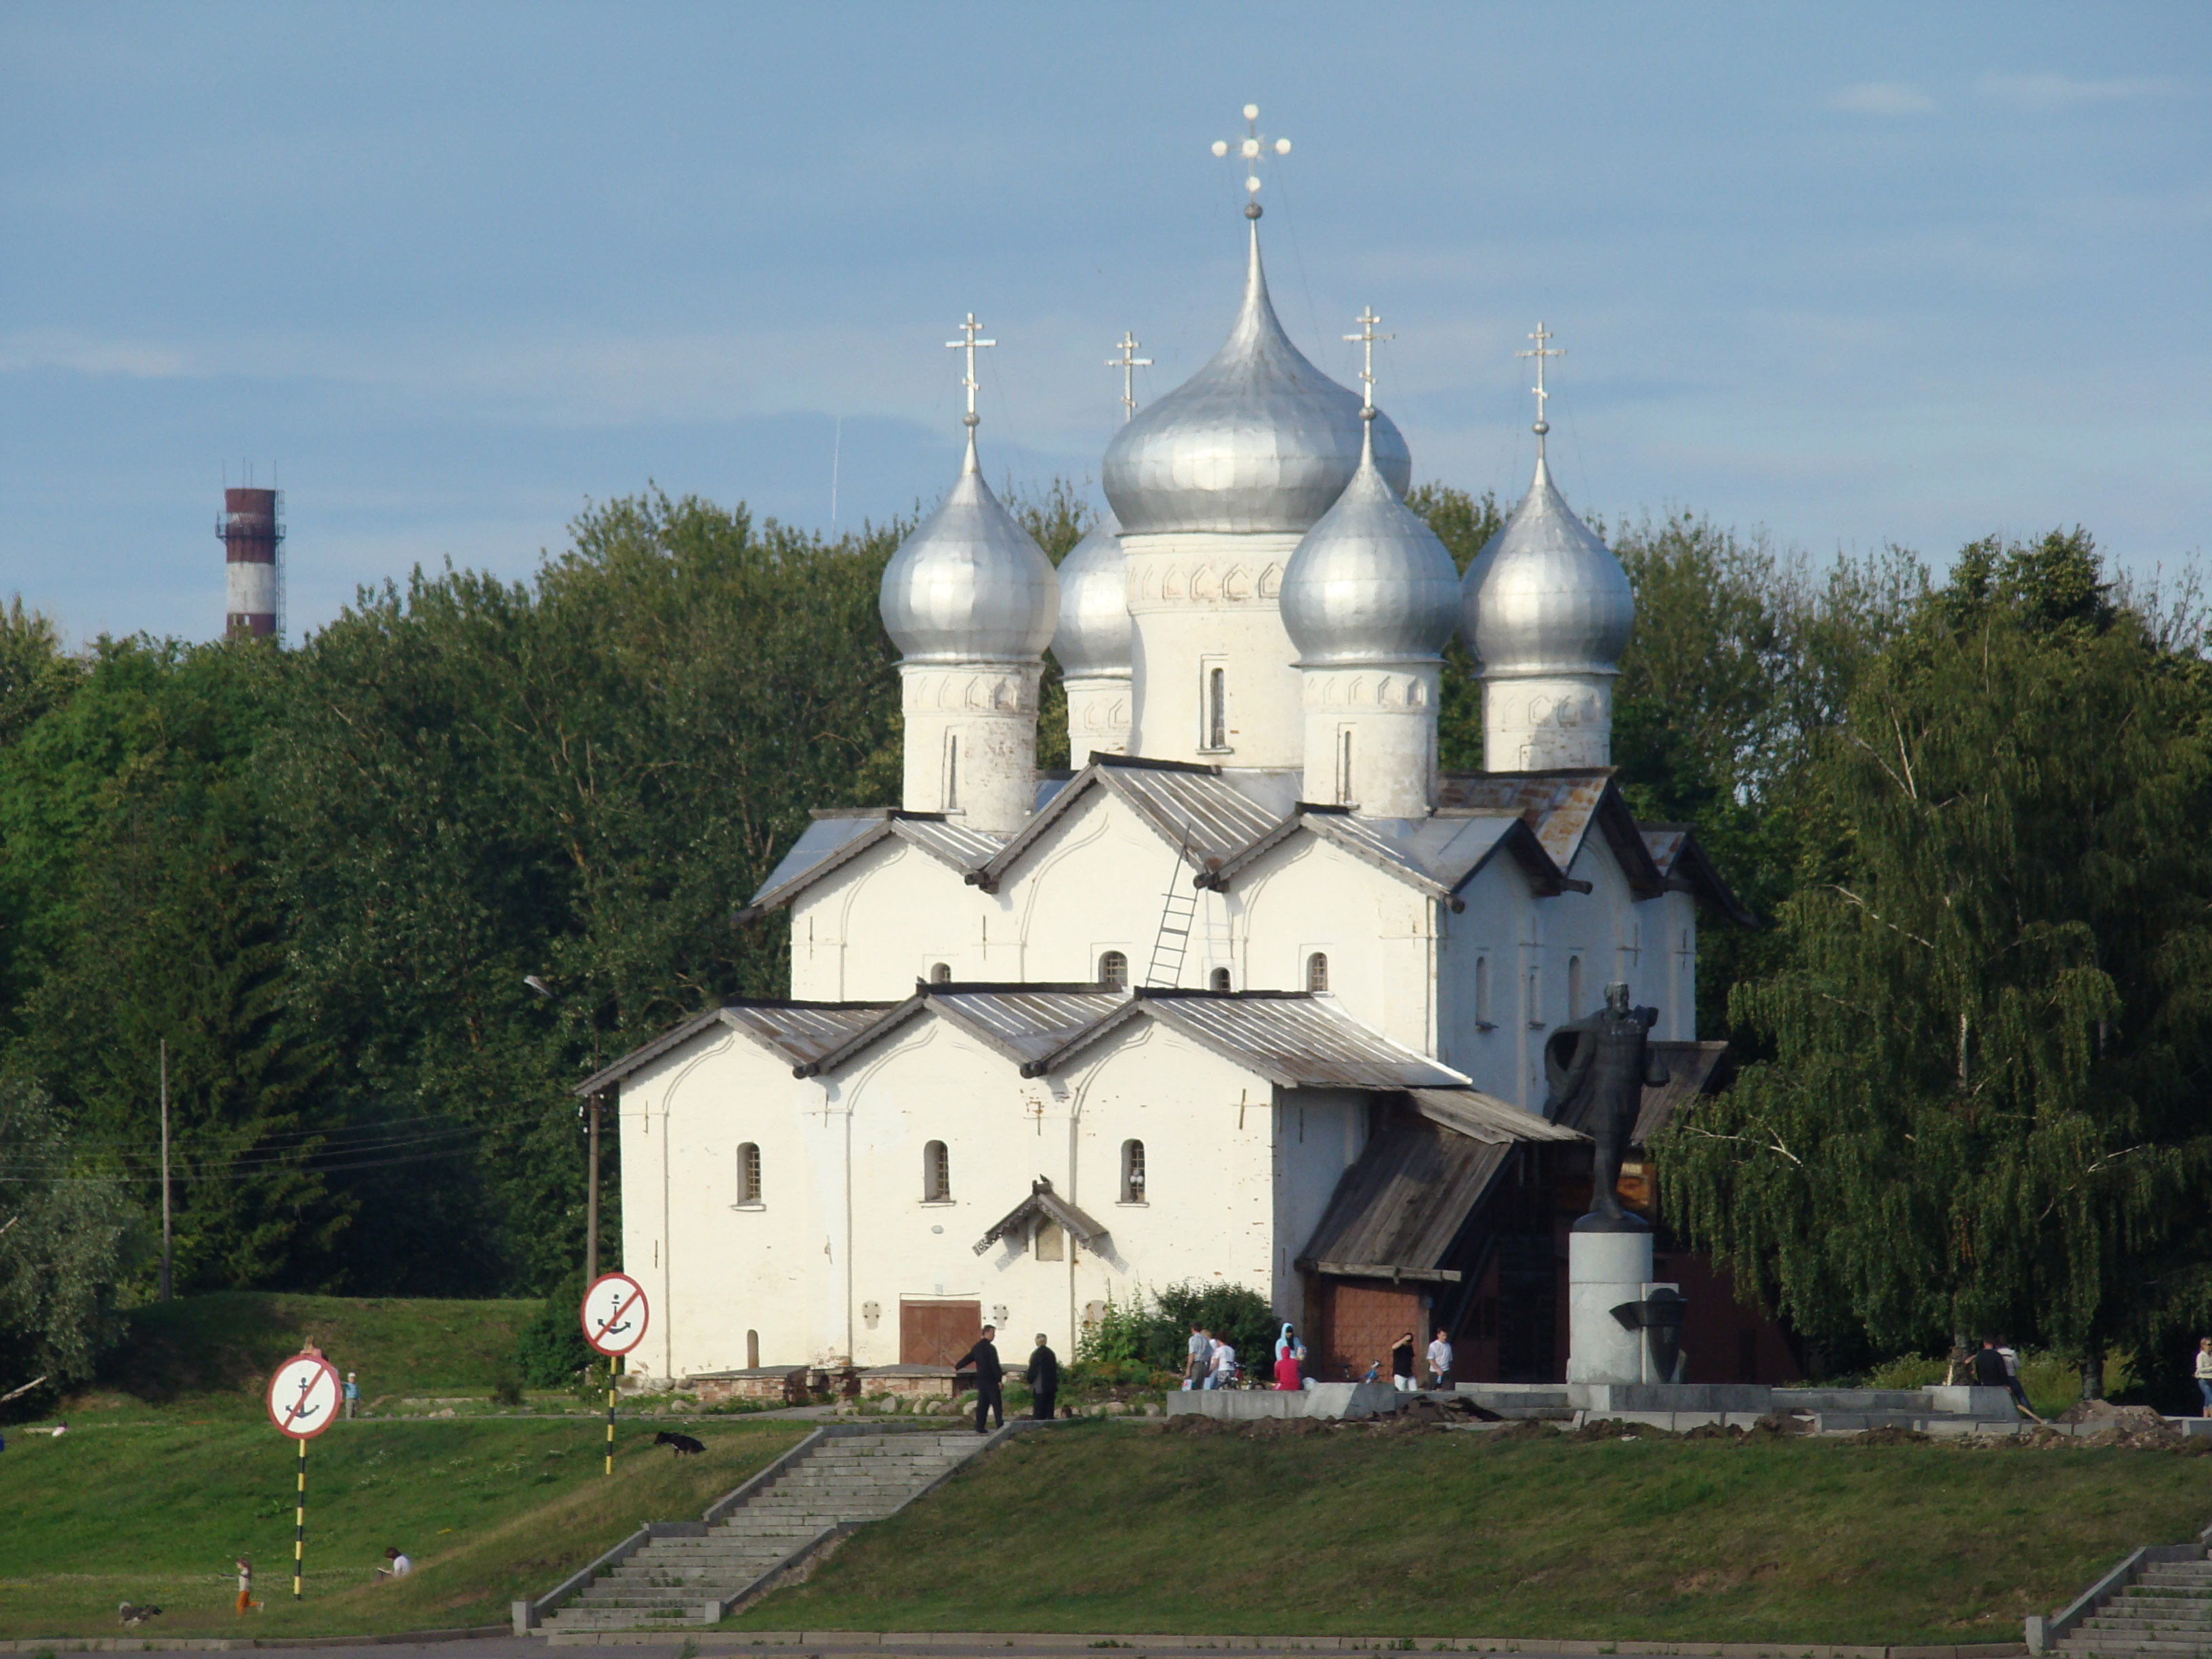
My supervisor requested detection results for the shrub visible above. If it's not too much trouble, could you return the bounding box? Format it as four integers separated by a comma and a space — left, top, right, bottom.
514, 1275, 596, 1389
1075, 1281, 1279, 1381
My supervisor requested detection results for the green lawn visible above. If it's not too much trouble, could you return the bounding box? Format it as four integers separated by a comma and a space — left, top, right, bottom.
99, 1291, 542, 1409
729, 1420, 2212, 1643
0, 1414, 804, 1640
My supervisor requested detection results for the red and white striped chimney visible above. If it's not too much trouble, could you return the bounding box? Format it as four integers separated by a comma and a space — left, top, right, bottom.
219, 487, 283, 640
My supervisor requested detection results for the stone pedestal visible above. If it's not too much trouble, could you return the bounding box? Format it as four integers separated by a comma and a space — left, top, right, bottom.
1566, 1225, 1653, 1385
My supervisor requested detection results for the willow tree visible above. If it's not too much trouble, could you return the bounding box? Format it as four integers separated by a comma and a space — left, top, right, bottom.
1659, 531, 2212, 1391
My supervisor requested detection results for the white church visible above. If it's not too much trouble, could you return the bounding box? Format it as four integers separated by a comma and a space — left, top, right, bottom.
583, 156, 1761, 1391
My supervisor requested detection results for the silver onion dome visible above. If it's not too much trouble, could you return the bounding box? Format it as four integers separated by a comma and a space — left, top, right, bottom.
1102, 226, 1410, 535
1460, 455, 1634, 676
1281, 424, 1460, 665
1050, 508, 1131, 678
880, 433, 1059, 663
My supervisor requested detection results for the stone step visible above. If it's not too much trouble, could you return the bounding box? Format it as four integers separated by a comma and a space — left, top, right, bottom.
2084, 1616, 2212, 1631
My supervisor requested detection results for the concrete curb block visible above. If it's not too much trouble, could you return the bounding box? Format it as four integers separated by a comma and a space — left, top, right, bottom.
539, 1632, 2029, 1656
0, 1624, 507, 1652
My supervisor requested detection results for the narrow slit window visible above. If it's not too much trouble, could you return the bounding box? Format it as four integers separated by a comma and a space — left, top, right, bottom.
1336, 728, 1353, 804
1528, 967, 1543, 1027
745, 1329, 760, 1368
1208, 667, 1227, 750
923, 1139, 951, 1202
1099, 950, 1128, 990
1567, 955, 1583, 1018
1475, 956, 1491, 1025
1122, 1139, 1147, 1203
1306, 952, 1329, 993
944, 733, 960, 811
736, 1142, 762, 1206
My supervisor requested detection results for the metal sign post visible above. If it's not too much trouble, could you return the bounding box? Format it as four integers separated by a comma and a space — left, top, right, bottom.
265, 1353, 341, 1599
581, 1272, 649, 1477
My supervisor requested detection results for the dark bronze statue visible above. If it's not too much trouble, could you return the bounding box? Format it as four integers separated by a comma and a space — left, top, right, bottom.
1543, 982, 1669, 1231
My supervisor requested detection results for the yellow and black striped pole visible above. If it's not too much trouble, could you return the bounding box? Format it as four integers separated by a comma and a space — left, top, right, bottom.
293, 1434, 306, 1598
605, 1357, 616, 1475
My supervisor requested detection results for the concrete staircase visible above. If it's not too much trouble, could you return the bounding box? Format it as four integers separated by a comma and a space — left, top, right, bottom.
540, 1428, 1002, 1633
2057, 1559, 2212, 1657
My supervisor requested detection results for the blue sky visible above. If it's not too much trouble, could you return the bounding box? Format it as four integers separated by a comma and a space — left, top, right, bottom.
2, 3, 2205, 644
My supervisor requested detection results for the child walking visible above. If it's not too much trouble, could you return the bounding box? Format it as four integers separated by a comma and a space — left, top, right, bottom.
234, 1555, 261, 1614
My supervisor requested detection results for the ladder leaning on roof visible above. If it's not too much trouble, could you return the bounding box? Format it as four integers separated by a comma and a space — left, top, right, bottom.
1144, 824, 1200, 989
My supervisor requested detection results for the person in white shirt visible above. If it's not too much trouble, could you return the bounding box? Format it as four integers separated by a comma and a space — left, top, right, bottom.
376, 1547, 411, 1581
2195, 1337, 2212, 1416
1206, 1340, 1237, 1389
1426, 1328, 1454, 1390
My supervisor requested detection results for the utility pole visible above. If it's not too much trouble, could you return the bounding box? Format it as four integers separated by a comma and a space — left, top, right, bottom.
586, 1093, 600, 1286
159, 1040, 172, 1302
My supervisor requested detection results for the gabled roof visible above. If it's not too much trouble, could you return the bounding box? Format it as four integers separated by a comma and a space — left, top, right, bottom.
968, 754, 1287, 893
737, 809, 1006, 920
1436, 769, 1666, 898
1202, 806, 1577, 907
1640, 825, 1759, 928
572, 1000, 894, 1097
790, 982, 1120, 1078
974, 1177, 1109, 1256
1025, 989, 1470, 1090
1408, 1086, 1586, 1145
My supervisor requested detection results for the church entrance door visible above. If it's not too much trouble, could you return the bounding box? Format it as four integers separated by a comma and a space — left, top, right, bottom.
899, 1298, 982, 1366
1312, 1280, 1427, 1384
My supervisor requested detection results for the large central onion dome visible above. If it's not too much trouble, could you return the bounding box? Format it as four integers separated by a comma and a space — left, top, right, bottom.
1102, 227, 1411, 536
1460, 455, 1633, 676
1281, 422, 1460, 665
880, 434, 1059, 664
1049, 508, 1131, 677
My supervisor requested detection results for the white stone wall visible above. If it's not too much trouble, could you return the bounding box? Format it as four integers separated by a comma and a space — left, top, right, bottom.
1123, 531, 1306, 768
1296, 663, 1442, 818
1063, 672, 1132, 762
617, 1004, 1368, 1378
788, 840, 1000, 1000
899, 663, 1042, 835
1483, 673, 1617, 770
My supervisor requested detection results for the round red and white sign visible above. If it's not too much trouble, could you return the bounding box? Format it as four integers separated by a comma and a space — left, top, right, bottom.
266, 1354, 342, 1439
580, 1272, 650, 1357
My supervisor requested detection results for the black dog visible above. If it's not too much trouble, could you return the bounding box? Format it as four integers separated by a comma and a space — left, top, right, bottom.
655, 1431, 705, 1457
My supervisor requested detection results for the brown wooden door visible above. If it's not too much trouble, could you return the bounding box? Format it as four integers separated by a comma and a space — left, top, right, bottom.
1314, 1281, 1425, 1383
899, 1298, 981, 1366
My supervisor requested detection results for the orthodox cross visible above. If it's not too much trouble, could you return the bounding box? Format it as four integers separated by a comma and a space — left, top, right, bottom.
945, 312, 996, 430
1107, 331, 1152, 423
1211, 103, 1290, 218
1517, 321, 1565, 456
1343, 306, 1394, 415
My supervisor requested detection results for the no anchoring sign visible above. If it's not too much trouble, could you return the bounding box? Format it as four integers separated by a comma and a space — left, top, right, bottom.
581, 1271, 649, 1357
266, 1354, 342, 1439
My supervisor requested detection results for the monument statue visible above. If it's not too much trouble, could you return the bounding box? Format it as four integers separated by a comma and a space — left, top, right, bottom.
1544, 982, 1669, 1231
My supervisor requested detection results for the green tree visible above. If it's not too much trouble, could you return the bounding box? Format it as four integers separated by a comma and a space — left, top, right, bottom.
0, 1082, 138, 1392
1658, 531, 2212, 1389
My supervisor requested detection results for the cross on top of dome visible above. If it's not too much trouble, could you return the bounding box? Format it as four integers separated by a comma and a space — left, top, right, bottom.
1210, 104, 1290, 220
1517, 321, 1565, 458
945, 313, 996, 436
1106, 331, 1152, 424
1344, 306, 1393, 419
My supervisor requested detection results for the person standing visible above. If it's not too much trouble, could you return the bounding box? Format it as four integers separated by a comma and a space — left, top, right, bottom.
343, 1372, 360, 1421
954, 1325, 1004, 1433
1969, 1336, 2009, 1391
1426, 1328, 1454, 1391
1185, 1323, 1210, 1390
1390, 1332, 1416, 1393
1206, 1337, 1237, 1389
1025, 1334, 1059, 1420
2195, 1338, 2212, 1416
234, 1556, 260, 1614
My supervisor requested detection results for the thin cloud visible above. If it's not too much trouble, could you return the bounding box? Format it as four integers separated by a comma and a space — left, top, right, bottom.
1828, 81, 1938, 117
1977, 71, 2185, 111
0, 329, 192, 379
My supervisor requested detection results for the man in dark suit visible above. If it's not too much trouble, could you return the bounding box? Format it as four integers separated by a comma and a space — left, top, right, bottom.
1026, 1334, 1059, 1420
954, 1324, 1004, 1433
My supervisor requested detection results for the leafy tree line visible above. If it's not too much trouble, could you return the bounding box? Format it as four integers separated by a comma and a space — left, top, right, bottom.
0, 475, 2203, 1405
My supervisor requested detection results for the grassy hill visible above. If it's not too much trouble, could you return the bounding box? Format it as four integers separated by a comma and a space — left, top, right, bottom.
96, 1292, 542, 1407
0, 1414, 804, 1639
729, 1420, 2212, 1644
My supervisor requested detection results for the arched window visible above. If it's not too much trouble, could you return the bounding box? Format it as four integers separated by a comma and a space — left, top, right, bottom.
1122, 1139, 1147, 1203
1567, 955, 1583, 1017
1210, 966, 1231, 992
736, 1142, 763, 1206
922, 1139, 951, 1203
1099, 950, 1128, 990
745, 1329, 760, 1368
1306, 951, 1329, 993
930, 962, 951, 984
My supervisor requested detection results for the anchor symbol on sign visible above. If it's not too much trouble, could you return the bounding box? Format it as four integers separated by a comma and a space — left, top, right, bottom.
598, 1294, 633, 1337
289, 1375, 321, 1424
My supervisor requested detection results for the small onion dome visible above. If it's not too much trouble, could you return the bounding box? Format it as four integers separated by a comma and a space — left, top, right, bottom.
1050, 508, 1132, 678
1102, 226, 1410, 536
880, 434, 1059, 664
1281, 424, 1460, 666
1460, 455, 1634, 676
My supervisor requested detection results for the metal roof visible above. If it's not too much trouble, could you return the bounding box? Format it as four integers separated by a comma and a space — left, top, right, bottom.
879, 430, 1059, 664
1297, 1110, 1514, 1278
1436, 769, 1664, 896
739, 810, 1004, 918
1641, 825, 1759, 928
1409, 1086, 1586, 1145
972, 754, 1283, 892
1203, 805, 1570, 906
1031, 989, 1469, 1090
974, 1178, 1109, 1256
574, 1000, 895, 1097
925, 987, 1128, 1070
